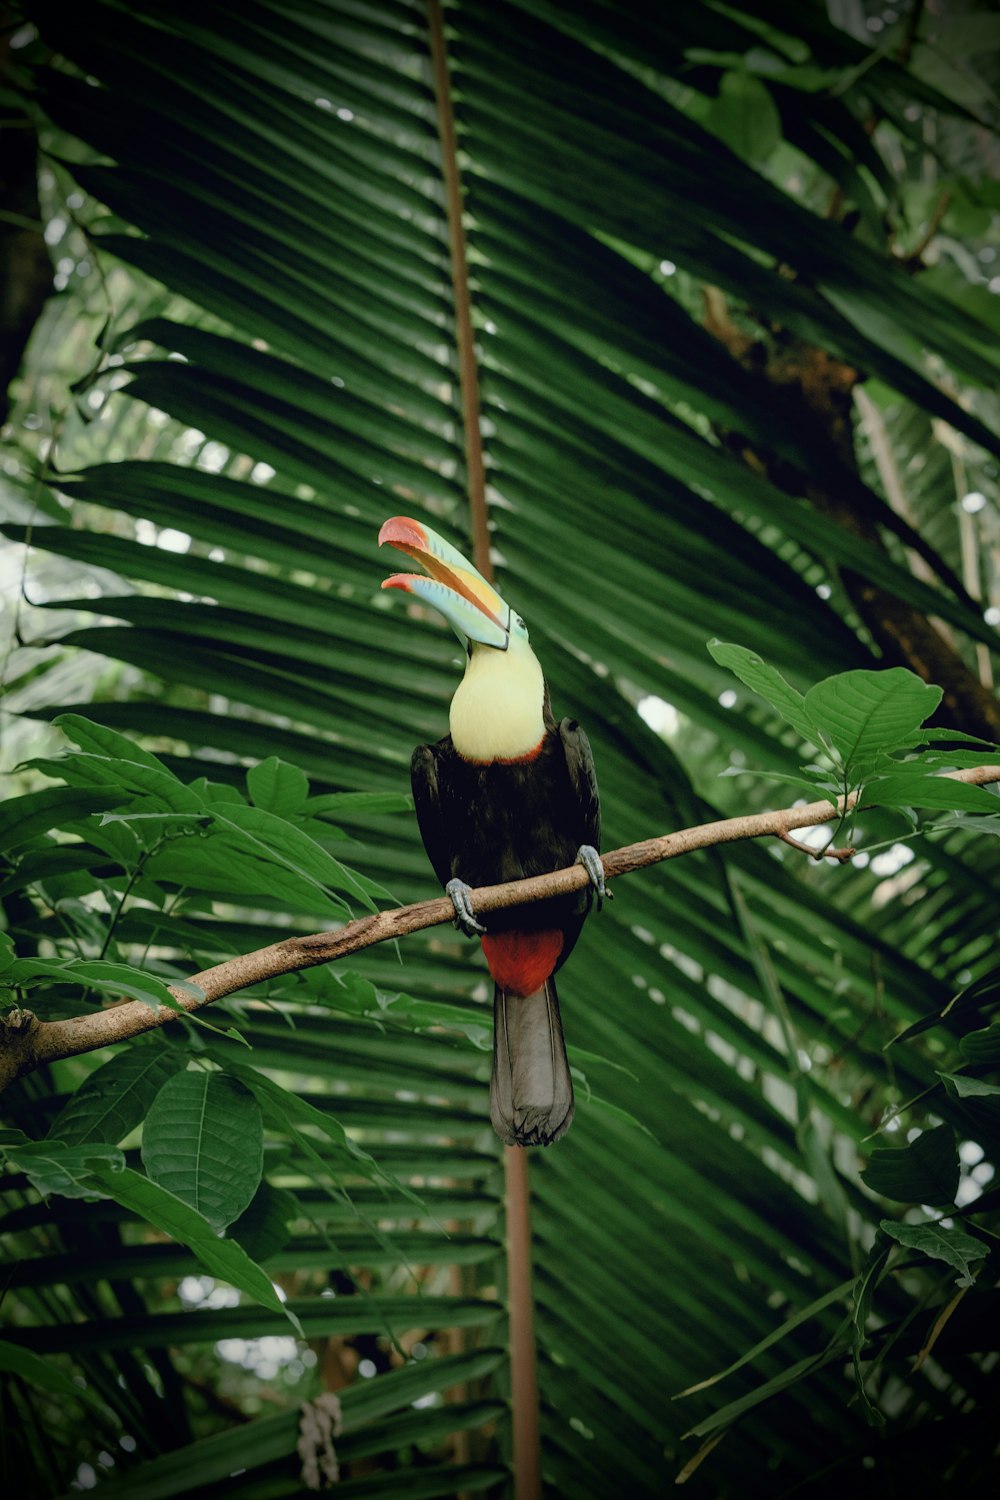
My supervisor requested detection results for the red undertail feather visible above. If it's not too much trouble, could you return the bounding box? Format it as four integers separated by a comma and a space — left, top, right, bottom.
480, 929, 564, 997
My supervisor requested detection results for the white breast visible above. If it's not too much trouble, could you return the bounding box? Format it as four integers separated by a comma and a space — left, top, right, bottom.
449, 637, 546, 762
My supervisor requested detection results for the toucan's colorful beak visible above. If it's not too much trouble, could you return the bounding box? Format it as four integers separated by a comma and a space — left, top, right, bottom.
379, 515, 511, 650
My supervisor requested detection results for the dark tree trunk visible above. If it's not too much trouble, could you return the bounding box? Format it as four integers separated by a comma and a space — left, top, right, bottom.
1, 19, 52, 427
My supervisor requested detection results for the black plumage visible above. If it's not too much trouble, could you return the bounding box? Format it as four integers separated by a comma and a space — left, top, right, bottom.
411, 713, 600, 1146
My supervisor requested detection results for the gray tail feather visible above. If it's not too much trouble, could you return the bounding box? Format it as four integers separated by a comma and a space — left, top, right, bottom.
490, 977, 575, 1148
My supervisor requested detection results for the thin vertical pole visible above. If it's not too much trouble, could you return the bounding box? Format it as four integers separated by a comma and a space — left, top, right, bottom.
425, 5, 542, 1498
503, 1144, 542, 1500
426, 0, 492, 578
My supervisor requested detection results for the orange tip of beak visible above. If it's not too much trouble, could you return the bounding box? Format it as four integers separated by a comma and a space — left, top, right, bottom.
378, 516, 427, 550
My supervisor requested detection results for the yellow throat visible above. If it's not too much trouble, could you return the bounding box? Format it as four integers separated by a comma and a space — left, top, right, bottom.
449, 634, 546, 762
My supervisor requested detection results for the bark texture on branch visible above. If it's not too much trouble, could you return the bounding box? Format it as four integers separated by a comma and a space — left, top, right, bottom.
3, 764, 999, 1095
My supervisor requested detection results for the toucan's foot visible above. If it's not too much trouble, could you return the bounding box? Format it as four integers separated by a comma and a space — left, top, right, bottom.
575, 844, 610, 909
446, 878, 487, 937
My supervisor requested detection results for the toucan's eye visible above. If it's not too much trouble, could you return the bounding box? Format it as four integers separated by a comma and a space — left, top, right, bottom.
515, 615, 525, 629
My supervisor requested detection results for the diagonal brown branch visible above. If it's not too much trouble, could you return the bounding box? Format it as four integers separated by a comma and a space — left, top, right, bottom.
3, 763, 999, 1095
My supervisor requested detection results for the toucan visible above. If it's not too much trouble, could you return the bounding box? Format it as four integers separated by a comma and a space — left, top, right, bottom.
378, 515, 604, 1147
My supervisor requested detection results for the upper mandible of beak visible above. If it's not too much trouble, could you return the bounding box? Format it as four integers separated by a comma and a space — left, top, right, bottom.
379, 515, 511, 650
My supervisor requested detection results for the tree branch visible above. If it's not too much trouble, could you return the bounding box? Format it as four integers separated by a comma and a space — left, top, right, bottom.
3, 764, 1000, 1094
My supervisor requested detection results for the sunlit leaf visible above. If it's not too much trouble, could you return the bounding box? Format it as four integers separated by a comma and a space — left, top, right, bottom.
803, 669, 942, 778
246, 756, 310, 816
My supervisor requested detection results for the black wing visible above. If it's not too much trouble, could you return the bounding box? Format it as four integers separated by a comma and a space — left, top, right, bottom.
558, 718, 601, 851
410, 741, 456, 890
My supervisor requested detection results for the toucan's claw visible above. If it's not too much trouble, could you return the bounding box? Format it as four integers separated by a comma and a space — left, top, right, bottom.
446, 878, 487, 937
576, 845, 609, 909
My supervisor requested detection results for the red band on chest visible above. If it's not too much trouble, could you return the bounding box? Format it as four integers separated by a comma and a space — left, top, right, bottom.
463, 737, 546, 767
481, 928, 564, 997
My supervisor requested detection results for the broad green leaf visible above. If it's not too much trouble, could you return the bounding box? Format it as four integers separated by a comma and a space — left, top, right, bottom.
211, 803, 370, 911
225, 1062, 378, 1169
861, 1123, 959, 1206
865, 771, 1000, 815
11, 958, 193, 1012
228, 1181, 297, 1262
352, 981, 492, 1048
141, 1069, 264, 1231
879, 1220, 988, 1288
707, 641, 823, 746
143, 836, 347, 916
803, 669, 942, 778
896, 748, 1000, 770
54, 712, 174, 771
38, 748, 206, 813
705, 70, 781, 166
894, 727, 1000, 750
0, 787, 124, 849
194, 778, 245, 806
246, 756, 310, 816
1, 1140, 125, 1200
927, 813, 1000, 838
938, 1072, 1000, 1099
47, 1043, 185, 1144
891, 964, 1000, 1045
958, 1021, 1000, 1066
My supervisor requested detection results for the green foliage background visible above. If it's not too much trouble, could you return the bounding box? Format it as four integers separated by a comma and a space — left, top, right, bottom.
2, 1, 1000, 1495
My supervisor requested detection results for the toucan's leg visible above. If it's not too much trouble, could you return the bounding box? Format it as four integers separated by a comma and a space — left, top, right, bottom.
575, 844, 609, 908
446, 878, 487, 937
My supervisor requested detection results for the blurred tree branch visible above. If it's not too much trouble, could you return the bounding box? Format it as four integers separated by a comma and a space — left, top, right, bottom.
701, 288, 1000, 742
0, 17, 51, 427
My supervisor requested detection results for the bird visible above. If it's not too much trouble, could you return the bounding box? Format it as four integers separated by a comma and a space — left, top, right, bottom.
378, 515, 604, 1147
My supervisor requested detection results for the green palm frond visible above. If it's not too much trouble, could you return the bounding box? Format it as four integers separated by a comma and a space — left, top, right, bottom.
3, 1, 999, 1495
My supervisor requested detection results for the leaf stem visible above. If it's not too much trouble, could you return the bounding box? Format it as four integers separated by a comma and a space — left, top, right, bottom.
778, 831, 855, 862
